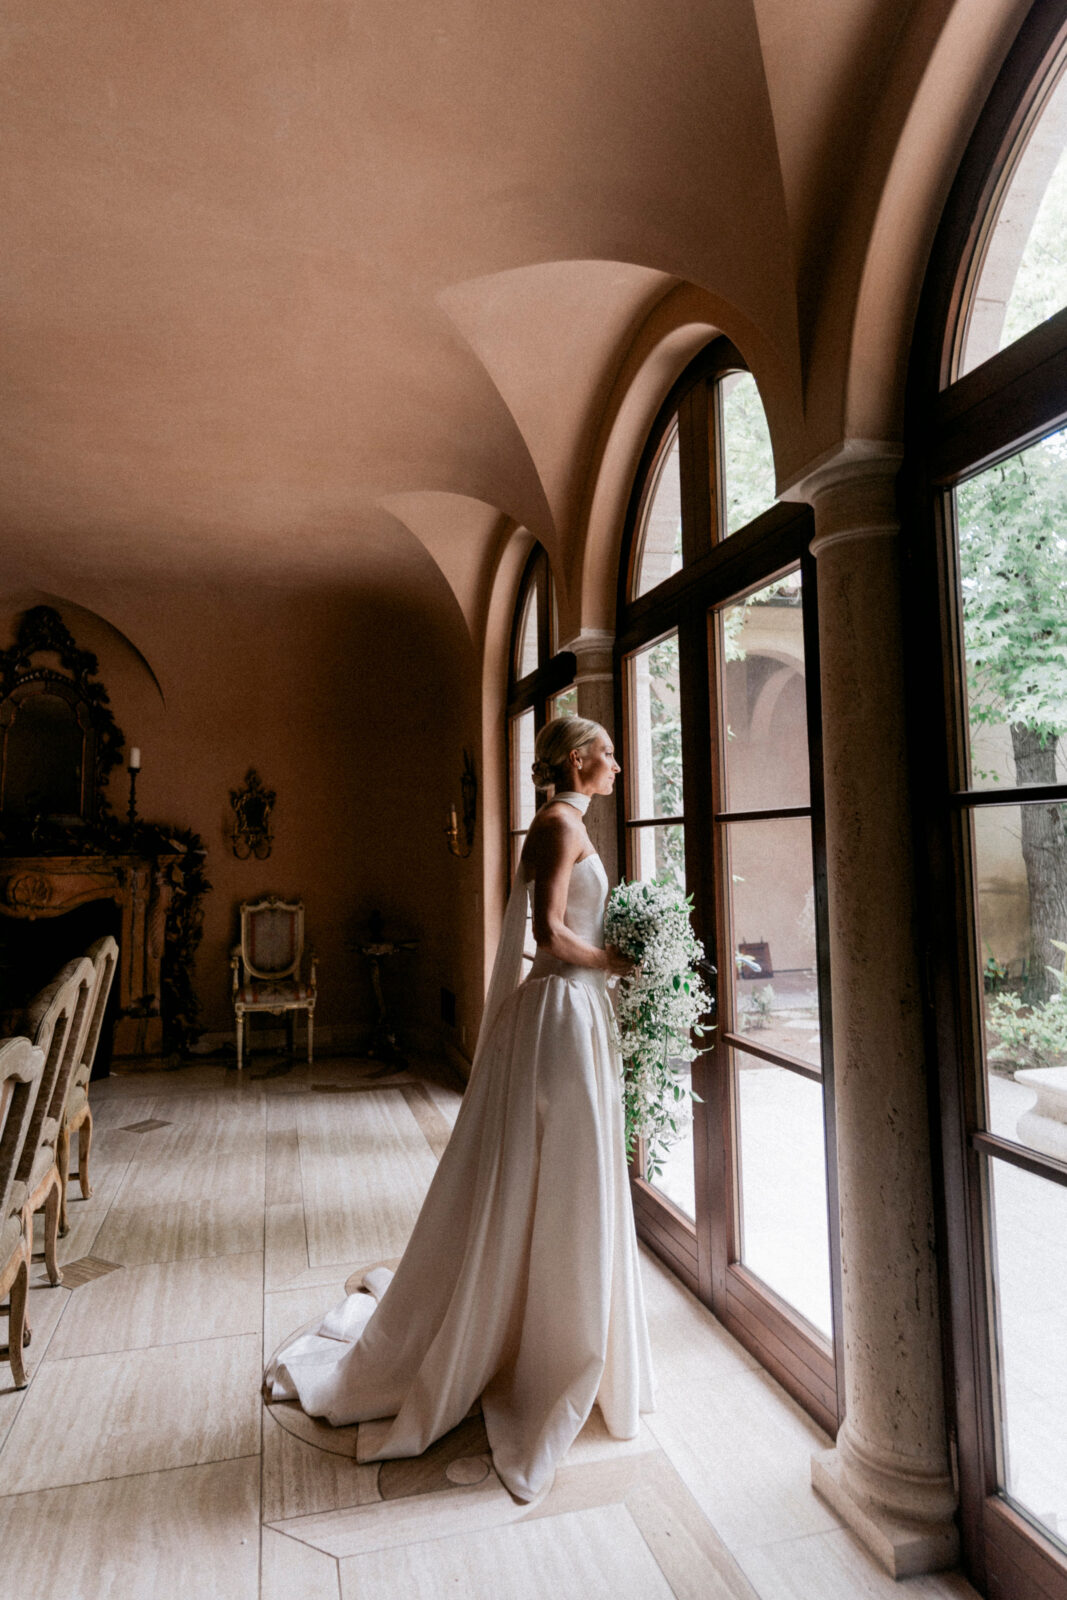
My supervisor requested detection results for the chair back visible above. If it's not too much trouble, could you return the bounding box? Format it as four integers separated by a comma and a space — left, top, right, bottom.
240, 897, 304, 980
71, 935, 119, 1098
16, 957, 95, 1183
0, 1039, 45, 1225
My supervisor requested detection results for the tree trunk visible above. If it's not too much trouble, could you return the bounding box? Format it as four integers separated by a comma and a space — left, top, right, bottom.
1010, 725, 1067, 1003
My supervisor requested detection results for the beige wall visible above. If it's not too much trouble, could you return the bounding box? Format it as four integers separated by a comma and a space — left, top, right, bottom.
1, 582, 484, 1056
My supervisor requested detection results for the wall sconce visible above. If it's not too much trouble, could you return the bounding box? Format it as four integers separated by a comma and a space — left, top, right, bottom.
445, 749, 477, 858
230, 767, 275, 860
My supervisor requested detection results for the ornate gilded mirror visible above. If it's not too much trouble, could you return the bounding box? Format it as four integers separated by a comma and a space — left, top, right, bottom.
0, 607, 124, 827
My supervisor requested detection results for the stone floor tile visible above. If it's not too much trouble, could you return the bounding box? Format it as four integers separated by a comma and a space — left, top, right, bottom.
0, 1456, 259, 1600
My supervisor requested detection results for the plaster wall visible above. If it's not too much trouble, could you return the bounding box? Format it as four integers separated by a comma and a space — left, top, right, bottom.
0, 584, 483, 1056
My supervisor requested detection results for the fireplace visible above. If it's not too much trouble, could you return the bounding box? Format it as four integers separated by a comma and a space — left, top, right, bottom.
0, 895, 122, 1075
0, 852, 179, 1060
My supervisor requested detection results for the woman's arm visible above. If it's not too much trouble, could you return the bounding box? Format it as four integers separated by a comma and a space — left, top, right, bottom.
525, 808, 631, 976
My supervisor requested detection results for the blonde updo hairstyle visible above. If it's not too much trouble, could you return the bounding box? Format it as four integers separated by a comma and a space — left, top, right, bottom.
531, 715, 604, 792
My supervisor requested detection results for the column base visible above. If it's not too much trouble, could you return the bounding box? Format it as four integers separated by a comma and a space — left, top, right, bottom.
812, 1447, 960, 1578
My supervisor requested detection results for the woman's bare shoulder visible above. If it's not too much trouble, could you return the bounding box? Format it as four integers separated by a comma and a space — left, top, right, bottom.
522, 802, 586, 867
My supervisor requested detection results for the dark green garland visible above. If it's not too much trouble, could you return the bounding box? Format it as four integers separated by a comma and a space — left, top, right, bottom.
155, 826, 211, 1054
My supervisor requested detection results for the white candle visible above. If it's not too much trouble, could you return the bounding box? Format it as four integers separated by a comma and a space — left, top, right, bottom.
449, 803, 457, 831
128, 747, 141, 771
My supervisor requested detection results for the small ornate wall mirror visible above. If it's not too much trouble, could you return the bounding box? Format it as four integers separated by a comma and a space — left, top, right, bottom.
230, 768, 275, 859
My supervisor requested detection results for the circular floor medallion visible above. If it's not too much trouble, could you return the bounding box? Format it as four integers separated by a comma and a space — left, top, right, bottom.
263, 1313, 362, 1458
445, 1456, 491, 1486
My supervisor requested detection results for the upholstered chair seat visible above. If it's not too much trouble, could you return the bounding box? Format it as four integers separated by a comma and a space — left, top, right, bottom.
64, 1082, 88, 1123
0, 1214, 23, 1268
26, 1138, 61, 1198
238, 979, 313, 1005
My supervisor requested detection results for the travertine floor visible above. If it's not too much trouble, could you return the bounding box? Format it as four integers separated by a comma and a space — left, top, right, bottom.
0, 1056, 981, 1600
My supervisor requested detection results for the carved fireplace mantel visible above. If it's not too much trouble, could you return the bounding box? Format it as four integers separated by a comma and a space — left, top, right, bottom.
0, 853, 179, 1057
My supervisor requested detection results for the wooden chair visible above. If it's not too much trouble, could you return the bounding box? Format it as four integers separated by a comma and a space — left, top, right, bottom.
58, 935, 118, 1236
0, 1038, 46, 1388
14, 958, 94, 1290
232, 897, 317, 1071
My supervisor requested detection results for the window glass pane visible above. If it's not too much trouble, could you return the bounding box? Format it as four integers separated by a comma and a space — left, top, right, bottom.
957, 428, 1067, 790
626, 813, 692, 1217
627, 823, 686, 898
650, 1063, 696, 1221
725, 817, 821, 1067
973, 803, 1067, 1147
720, 571, 809, 812
632, 424, 682, 598
961, 62, 1067, 375
509, 709, 536, 837
624, 657, 689, 1282
515, 584, 539, 680
986, 1157, 1067, 1549
735, 1049, 832, 1336
626, 633, 683, 821
549, 684, 578, 720
721, 372, 776, 537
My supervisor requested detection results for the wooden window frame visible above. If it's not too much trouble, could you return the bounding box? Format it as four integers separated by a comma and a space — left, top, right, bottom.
505, 546, 577, 874
616, 342, 843, 1434
906, 8, 1067, 1595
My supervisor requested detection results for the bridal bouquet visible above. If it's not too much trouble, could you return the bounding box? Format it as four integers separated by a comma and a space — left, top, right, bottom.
604, 877, 713, 1180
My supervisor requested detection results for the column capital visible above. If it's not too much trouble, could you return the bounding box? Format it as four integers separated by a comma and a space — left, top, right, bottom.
782, 440, 904, 556
560, 628, 614, 680
560, 626, 615, 655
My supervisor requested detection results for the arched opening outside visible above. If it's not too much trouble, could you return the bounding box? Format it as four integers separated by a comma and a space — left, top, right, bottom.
614, 341, 840, 1433
504, 545, 576, 880
909, 8, 1067, 1592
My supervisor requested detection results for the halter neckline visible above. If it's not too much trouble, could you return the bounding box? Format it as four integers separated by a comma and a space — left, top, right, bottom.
551, 790, 591, 816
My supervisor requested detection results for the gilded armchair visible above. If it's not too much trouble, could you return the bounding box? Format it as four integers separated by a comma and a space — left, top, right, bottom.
231, 897, 317, 1071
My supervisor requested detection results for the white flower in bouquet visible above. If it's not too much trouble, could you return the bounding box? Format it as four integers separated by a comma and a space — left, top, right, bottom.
604, 877, 713, 1180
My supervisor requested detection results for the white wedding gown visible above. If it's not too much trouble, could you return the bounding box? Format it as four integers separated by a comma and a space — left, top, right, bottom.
265, 845, 655, 1503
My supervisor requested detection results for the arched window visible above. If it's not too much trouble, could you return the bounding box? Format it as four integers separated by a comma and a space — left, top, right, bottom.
505, 545, 576, 876
911, 11, 1067, 1593
617, 343, 841, 1433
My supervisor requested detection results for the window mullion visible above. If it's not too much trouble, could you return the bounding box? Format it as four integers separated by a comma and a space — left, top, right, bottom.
678, 383, 713, 567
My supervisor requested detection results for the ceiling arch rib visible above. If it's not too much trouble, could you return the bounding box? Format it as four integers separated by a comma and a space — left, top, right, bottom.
794, 0, 1031, 462
378, 492, 513, 647
439, 261, 674, 558
3, 0, 1030, 595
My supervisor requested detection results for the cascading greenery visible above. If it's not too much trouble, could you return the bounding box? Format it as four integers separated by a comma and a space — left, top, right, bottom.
604, 876, 713, 1180
153, 826, 211, 1055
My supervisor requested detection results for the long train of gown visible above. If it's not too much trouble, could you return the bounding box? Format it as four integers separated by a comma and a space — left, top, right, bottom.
264, 852, 655, 1502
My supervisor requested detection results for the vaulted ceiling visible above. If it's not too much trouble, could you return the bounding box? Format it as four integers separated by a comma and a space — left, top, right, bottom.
1, 0, 1024, 619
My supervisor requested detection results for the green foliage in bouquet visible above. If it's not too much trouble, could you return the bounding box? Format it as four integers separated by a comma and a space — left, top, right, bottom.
604, 877, 713, 1180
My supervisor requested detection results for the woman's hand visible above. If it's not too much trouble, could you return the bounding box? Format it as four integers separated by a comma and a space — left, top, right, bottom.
604, 944, 636, 980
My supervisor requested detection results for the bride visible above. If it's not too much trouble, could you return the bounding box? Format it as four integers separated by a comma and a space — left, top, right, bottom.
264, 715, 655, 1502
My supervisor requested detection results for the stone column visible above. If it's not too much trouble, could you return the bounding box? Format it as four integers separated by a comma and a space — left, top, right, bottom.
562, 629, 618, 882
793, 445, 958, 1577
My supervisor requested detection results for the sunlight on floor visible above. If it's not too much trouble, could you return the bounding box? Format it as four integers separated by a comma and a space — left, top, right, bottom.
0, 1057, 981, 1599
